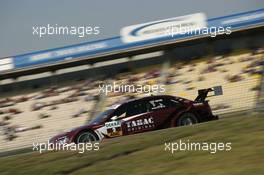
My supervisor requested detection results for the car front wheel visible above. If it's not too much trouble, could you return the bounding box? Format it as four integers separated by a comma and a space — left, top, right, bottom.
75, 131, 98, 143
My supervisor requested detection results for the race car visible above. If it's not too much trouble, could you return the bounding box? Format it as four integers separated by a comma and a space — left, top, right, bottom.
50, 86, 222, 144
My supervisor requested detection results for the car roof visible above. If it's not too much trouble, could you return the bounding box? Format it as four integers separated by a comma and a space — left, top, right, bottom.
124, 95, 187, 104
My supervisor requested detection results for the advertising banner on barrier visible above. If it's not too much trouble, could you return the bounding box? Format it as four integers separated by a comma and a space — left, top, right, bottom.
12, 38, 124, 69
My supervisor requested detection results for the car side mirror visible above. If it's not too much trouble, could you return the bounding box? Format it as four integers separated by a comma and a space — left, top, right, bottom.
111, 116, 118, 121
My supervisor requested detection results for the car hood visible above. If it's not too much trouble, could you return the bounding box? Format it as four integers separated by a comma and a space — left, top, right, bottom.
50, 124, 93, 141
69, 123, 102, 133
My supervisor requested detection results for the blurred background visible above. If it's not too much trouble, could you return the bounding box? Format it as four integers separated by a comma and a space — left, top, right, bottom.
0, 0, 263, 158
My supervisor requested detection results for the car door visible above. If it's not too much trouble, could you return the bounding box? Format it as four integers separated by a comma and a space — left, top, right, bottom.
121, 100, 156, 135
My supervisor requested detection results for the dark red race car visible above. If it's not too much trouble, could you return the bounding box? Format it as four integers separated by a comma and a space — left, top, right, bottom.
50, 86, 222, 144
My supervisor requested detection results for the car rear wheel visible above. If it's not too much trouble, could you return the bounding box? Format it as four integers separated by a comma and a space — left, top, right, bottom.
76, 131, 98, 143
177, 113, 198, 126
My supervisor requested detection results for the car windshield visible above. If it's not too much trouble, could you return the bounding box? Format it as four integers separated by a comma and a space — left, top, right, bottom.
89, 109, 114, 124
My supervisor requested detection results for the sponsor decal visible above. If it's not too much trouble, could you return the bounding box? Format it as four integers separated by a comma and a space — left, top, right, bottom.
105, 121, 122, 137
105, 120, 121, 128
149, 99, 166, 110
126, 117, 155, 132
121, 13, 206, 43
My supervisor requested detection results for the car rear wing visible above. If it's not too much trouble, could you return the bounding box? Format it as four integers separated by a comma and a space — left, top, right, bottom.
195, 86, 223, 102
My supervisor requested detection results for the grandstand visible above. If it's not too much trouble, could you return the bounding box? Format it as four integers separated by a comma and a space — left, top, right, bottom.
0, 48, 263, 152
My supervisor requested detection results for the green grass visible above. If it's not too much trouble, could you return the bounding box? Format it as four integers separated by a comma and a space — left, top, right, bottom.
0, 114, 264, 175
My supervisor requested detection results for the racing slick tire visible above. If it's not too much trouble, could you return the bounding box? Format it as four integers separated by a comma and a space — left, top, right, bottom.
75, 130, 99, 143
176, 113, 199, 126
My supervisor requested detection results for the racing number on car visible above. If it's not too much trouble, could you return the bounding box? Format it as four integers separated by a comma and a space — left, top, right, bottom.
149, 99, 165, 110
105, 120, 123, 137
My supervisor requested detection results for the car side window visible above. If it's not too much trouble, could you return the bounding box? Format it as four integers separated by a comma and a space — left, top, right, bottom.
111, 105, 127, 119
110, 98, 182, 120
111, 102, 144, 119
126, 101, 147, 117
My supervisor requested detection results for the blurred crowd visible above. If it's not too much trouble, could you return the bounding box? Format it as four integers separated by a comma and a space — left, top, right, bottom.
0, 48, 263, 142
